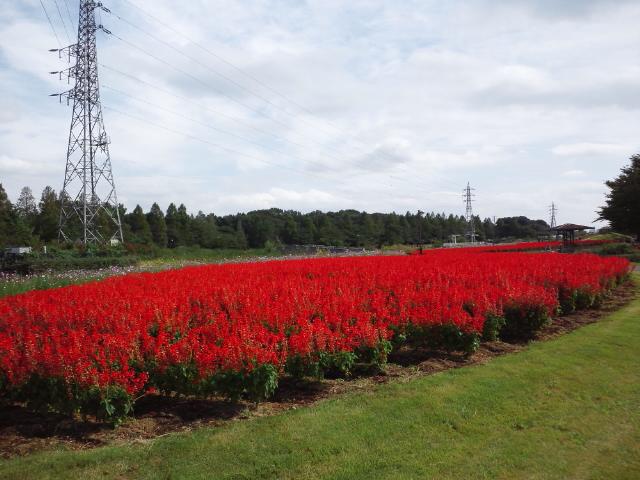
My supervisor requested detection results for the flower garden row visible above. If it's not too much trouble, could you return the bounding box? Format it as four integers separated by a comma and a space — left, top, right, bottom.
0, 250, 631, 422
442, 239, 618, 253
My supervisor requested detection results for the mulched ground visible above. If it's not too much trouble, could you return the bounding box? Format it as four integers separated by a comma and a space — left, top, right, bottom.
0, 280, 636, 458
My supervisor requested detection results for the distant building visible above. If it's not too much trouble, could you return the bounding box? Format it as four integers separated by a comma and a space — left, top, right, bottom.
4, 247, 32, 255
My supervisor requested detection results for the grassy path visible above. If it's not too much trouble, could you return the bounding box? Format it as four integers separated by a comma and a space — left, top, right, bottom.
1, 278, 639, 479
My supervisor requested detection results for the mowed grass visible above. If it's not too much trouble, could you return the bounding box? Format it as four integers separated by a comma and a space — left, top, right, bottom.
2, 277, 639, 480
0, 275, 99, 298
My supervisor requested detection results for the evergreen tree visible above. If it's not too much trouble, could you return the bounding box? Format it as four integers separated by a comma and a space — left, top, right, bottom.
316, 216, 342, 245
192, 212, 218, 248
235, 219, 248, 249
382, 213, 403, 245
165, 203, 180, 248
598, 154, 640, 240
15, 186, 38, 226
35, 186, 59, 243
482, 218, 496, 240
118, 205, 133, 243
176, 204, 193, 245
0, 184, 14, 246
127, 205, 153, 244
297, 217, 316, 244
282, 215, 299, 244
147, 203, 168, 247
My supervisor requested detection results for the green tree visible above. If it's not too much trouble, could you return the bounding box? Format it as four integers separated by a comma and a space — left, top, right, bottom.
382, 213, 403, 245
165, 203, 180, 248
598, 154, 640, 240
316, 215, 342, 245
127, 205, 153, 244
235, 219, 248, 249
282, 215, 299, 244
192, 212, 218, 248
147, 203, 168, 247
0, 184, 14, 246
35, 186, 59, 243
0, 185, 34, 246
15, 186, 38, 227
297, 217, 316, 244
482, 217, 496, 240
177, 204, 193, 246
495, 216, 549, 239
118, 205, 133, 242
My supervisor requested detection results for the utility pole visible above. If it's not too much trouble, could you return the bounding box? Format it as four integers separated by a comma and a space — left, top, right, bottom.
50, 0, 123, 244
463, 182, 476, 244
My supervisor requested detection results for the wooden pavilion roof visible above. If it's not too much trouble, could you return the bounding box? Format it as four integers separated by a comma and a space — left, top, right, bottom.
551, 223, 594, 232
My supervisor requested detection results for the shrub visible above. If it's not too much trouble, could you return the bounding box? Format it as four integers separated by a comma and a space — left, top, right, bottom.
482, 314, 506, 341
597, 243, 633, 256
500, 303, 550, 340
403, 324, 480, 355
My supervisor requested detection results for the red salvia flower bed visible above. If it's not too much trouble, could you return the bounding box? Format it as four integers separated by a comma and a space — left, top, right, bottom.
0, 251, 630, 422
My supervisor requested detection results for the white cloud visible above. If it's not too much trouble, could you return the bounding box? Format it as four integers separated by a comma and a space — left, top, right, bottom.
0, 0, 639, 226
0, 155, 32, 174
561, 169, 585, 177
218, 188, 341, 211
552, 143, 632, 157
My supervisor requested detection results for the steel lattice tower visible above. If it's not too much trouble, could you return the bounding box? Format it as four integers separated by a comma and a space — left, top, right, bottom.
549, 201, 558, 229
463, 182, 476, 244
50, 1, 122, 244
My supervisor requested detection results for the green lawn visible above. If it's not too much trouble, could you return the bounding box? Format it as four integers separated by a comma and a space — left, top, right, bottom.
2, 278, 639, 479
0, 274, 100, 298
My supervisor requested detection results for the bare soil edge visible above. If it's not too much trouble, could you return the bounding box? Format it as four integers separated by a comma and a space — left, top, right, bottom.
0, 280, 637, 459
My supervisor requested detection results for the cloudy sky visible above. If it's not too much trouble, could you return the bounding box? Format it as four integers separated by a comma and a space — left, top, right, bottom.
1, 0, 638, 225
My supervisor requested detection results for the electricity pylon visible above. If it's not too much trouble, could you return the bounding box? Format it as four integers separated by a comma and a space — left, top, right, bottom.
549, 202, 558, 229
463, 182, 476, 244
50, 0, 123, 244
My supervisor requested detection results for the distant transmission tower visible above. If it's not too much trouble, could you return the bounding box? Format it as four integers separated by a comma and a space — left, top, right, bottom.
50, 0, 123, 244
463, 182, 476, 244
549, 202, 558, 229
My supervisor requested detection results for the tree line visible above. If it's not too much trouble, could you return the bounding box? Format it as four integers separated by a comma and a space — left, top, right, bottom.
0, 183, 555, 249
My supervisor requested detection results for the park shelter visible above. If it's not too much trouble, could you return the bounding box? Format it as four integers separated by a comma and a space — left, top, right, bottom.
551, 223, 594, 246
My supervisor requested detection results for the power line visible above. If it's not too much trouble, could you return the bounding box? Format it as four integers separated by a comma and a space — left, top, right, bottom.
108, 10, 308, 124
103, 28, 407, 175
102, 104, 355, 187
106, 4, 444, 183
52, 0, 72, 44
99, 56, 368, 170
119, 0, 439, 175
118, 0, 345, 139
102, 105, 442, 206
101, 78, 461, 197
105, 31, 303, 135
100, 63, 302, 144
97, 7, 465, 203
98, 41, 454, 195
62, 0, 76, 33
39, 0, 62, 48
101, 84, 352, 175
102, 103, 459, 206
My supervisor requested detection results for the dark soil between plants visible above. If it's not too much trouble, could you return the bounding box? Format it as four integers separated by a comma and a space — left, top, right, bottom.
0, 280, 636, 458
